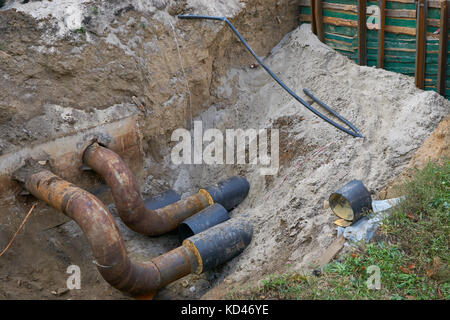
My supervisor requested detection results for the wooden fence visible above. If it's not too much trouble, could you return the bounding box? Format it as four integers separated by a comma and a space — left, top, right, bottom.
299, 0, 449, 99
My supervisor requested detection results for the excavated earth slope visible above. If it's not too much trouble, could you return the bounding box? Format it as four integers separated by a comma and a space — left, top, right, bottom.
0, 0, 448, 300
0, 0, 301, 300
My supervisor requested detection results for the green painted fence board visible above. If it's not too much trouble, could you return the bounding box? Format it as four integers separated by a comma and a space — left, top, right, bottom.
367, 53, 438, 64
324, 24, 357, 36
385, 1, 416, 10
321, 0, 416, 10
299, 0, 449, 99
301, 6, 312, 15
427, 8, 441, 19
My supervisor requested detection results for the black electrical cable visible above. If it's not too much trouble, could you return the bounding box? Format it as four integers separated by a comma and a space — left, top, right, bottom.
303, 89, 363, 137
178, 14, 363, 138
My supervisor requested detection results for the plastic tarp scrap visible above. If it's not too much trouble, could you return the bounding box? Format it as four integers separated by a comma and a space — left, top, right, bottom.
337, 197, 404, 243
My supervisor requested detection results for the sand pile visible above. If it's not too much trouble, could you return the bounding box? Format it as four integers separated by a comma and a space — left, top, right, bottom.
167, 23, 449, 291
1, 17, 448, 299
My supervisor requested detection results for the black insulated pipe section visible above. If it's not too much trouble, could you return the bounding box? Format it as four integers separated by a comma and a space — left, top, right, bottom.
204, 176, 250, 211
178, 203, 230, 241
144, 190, 181, 210
329, 179, 373, 222
178, 14, 363, 138
183, 217, 253, 272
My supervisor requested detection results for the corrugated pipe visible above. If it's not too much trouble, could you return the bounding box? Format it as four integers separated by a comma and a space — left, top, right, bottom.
83, 142, 250, 236
17, 169, 252, 297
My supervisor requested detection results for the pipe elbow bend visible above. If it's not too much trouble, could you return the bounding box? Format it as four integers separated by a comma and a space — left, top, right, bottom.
22, 170, 199, 297
19, 169, 252, 297
83, 143, 250, 236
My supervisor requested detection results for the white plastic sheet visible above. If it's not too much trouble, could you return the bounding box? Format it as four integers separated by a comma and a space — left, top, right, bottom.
337, 197, 405, 243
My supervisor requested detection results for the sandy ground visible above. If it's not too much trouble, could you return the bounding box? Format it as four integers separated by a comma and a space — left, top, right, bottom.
0, 21, 448, 299
0, 0, 300, 299
167, 23, 449, 293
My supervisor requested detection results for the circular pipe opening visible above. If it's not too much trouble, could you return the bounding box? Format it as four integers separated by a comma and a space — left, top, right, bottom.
329, 180, 372, 223
329, 193, 354, 220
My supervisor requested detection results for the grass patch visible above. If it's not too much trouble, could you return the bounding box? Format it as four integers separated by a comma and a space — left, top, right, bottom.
228, 160, 449, 300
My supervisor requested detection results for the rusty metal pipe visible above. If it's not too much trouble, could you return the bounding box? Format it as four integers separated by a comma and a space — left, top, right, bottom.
83, 143, 213, 236
22, 169, 200, 297
83, 143, 250, 236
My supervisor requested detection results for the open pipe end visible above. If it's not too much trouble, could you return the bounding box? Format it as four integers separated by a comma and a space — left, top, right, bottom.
329, 179, 372, 223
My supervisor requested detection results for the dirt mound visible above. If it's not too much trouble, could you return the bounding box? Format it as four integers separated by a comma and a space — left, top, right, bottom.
0, 1, 448, 300
378, 116, 449, 200
0, 0, 301, 300
170, 24, 449, 296
0, 0, 299, 156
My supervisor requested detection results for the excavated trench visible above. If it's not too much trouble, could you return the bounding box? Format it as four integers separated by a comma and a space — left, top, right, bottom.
0, 1, 449, 300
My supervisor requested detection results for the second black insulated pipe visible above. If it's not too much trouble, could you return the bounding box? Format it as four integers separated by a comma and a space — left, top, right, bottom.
178, 203, 230, 241
144, 190, 181, 210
